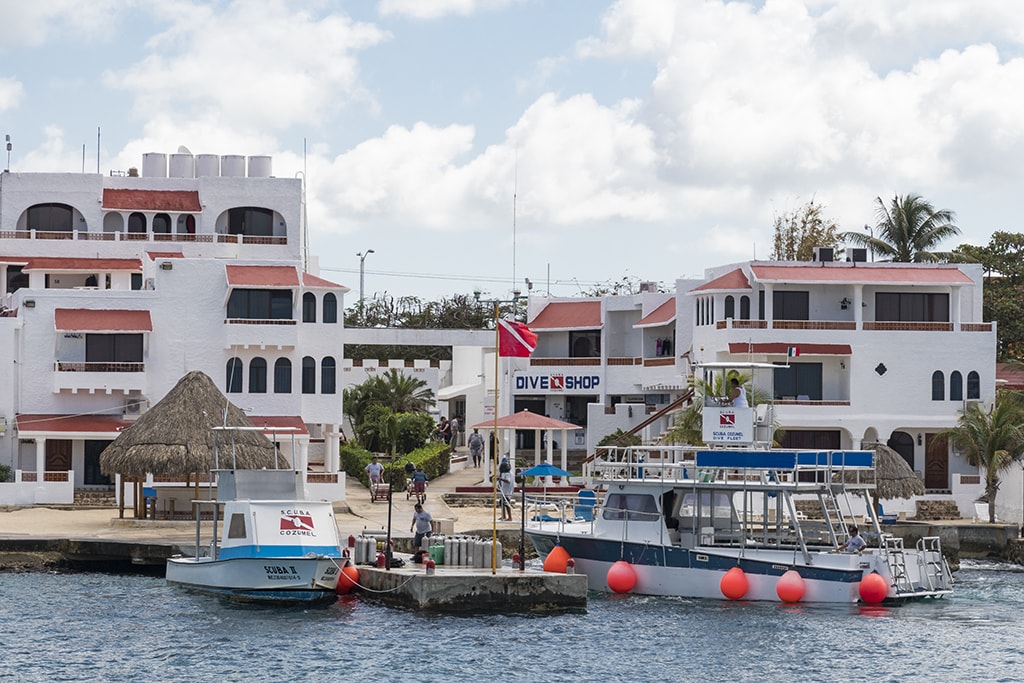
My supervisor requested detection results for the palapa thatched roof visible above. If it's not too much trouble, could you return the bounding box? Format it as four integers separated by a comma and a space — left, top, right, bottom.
865, 441, 926, 500
100, 370, 284, 478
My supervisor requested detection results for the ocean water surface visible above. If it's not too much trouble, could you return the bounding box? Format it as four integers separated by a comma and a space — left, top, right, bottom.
1, 560, 1021, 682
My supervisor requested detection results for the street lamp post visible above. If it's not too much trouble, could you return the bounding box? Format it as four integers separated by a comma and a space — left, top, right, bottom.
357, 249, 374, 321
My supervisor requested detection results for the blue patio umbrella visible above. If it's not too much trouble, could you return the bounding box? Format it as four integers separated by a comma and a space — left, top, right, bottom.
521, 462, 572, 478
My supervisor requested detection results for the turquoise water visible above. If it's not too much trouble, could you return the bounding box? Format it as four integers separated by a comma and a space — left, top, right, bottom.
1, 561, 1021, 682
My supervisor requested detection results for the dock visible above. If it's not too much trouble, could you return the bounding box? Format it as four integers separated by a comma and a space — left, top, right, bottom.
354, 563, 587, 612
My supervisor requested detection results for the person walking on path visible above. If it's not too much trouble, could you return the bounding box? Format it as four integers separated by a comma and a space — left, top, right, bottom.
411, 465, 429, 504
364, 456, 384, 497
468, 428, 484, 467
410, 503, 433, 550
449, 416, 461, 449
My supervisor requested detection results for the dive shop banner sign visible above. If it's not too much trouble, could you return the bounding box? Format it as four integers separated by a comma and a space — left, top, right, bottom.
703, 406, 753, 444
515, 374, 601, 393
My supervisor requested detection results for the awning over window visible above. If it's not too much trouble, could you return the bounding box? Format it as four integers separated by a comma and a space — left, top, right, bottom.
728, 342, 852, 355
250, 415, 309, 436
634, 297, 676, 328
18, 257, 142, 272
55, 309, 153, 332
226, 265, 300, 287
16, 414, 133, 435
438, 383, 482, 401
528, 301, 602, 331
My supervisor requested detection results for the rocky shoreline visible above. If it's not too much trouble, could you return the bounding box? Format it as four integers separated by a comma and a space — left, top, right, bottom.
0, 551, 68, 573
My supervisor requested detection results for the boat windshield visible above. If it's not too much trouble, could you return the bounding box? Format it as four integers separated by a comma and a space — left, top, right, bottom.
602, 493, 660, 521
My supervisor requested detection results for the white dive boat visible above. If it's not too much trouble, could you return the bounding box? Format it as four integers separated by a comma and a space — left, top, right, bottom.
166, 469, 344, 604
525, 364, 954, 603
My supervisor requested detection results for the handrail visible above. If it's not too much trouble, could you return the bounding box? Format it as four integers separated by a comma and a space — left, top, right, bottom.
581, 388, 694, 467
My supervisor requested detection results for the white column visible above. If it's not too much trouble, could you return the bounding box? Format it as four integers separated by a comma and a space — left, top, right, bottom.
560, 431, 569, 483
853, 285, 864, 330
951, 285, 961, 331
326, 426, 340, 472
34, 438, 46, 481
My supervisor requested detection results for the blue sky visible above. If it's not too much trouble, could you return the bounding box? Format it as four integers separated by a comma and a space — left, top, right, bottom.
3, 0, 1024, 301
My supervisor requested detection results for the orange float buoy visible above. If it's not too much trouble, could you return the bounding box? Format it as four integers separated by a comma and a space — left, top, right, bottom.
858, 572, 888, 604
543, 544, 571, 573
336, 562, 360, 595
720, 566, 748, 600
776, 569, 805, 603
607, 560, 637, 594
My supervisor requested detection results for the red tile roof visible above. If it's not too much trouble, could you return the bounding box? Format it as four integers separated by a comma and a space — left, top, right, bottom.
18, 257, 141, 271
301, 272, 348, 290
691, 268, 751, 292
103, 189, 202, 212
54, 308, 153, 332
528, 301, 602, 330
997, 363, 1024, 391
728, 342, 852, 355
635, 297, 676, 328
225, 265, 300, 287
250, 415, 310, 436
750, 264, 973, 285
471, 409, 580, 430
146, 251, 184, 260
16, 414, 133, 434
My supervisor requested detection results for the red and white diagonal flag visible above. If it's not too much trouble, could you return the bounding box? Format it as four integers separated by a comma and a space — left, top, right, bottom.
498, 319, 537, 357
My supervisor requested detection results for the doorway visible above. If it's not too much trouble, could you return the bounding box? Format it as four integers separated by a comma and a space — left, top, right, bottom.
924, 434, 949, 491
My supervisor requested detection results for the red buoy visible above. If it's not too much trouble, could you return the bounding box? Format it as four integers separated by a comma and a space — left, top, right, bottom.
336, 562, 360, 595
720, 566, 748, 600
776, 569, 805, 603
858, 572, 888, 604
607, 560, 637, 594
543, 545, 571, 573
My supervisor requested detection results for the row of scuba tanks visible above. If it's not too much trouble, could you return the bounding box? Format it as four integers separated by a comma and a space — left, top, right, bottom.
348, 533, 502, 568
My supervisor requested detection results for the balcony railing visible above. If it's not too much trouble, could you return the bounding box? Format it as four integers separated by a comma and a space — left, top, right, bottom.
0, 229, 285, 245
224, 318, 297, 325
714, 319, 992, 332
19, 470, 71, 483
529, 357, 602, 366
55, 361, 145, 372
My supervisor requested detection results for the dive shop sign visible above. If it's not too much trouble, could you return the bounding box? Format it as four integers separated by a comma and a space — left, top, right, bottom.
515, 374, 600, 392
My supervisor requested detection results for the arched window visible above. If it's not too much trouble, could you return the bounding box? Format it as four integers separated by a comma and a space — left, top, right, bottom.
302, 356, 316, 394
274, 358, 292, 394
153, 213, 171, 234
931, 371, 944, 401
724, 296, 735, 319
249, 357, 267, 393
228, 207, 274, 236
128, 212, 146, 233
27, 203, 74, 232
323, 293, 338, 323
226, 358, 243, 393
321, 356, 336, 394
302, 293, 317, 323
950, 371, 963, 401
967, 371, 980, 400
739, 296, 750, 320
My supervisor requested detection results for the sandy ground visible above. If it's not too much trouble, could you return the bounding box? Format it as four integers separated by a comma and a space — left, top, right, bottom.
0, 460, 519, 543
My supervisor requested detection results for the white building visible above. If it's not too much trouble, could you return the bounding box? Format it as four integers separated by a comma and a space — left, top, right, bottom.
0, 153, 348, 504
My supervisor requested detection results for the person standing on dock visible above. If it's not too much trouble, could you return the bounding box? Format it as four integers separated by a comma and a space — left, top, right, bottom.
498, 458, 514, 521
410, 503, 433, 550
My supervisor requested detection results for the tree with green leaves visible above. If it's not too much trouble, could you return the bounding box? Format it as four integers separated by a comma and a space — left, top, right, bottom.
841, 194, 960, 262
660, 372, 766, 446
354, 404, 435, 454
936, 392, 1024, 523
771, 200, 842, 261
343, 368, 435, 435
955, 231, 1024, 360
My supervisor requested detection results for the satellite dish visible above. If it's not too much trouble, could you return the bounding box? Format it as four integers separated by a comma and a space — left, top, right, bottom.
177, 145, 193, 155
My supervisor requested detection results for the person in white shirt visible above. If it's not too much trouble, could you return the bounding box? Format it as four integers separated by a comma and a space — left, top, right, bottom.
838, 525, 867, 553
727, 378, 748, 408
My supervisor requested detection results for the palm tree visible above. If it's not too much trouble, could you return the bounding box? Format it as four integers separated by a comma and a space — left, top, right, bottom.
841, 194, 961, 262
377, 368, 434, 413
661, 372, 763, 446
937, 392, 1024, 523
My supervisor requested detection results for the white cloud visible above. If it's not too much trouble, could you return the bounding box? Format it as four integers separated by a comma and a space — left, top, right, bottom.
0, 1, 128, 49
103, 1, 389, 132
377, 0, 525, 21
0, 77, 25, 113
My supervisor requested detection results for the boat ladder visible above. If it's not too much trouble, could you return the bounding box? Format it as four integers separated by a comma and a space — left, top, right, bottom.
818, 487, 850, 547
916, 536, 953, 592
880, 534, 914, 594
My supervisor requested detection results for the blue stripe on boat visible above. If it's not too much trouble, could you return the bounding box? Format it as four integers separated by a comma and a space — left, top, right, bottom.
217, 545, 342, 559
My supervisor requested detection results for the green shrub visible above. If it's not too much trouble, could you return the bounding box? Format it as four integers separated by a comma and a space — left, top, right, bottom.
0, 463, 10, 483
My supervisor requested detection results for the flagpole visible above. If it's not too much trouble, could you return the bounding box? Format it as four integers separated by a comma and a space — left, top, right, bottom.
492, 300, 500, 575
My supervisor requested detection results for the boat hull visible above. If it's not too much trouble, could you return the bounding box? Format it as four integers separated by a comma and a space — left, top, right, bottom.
166, 555, 342, 604
527, 529, 949, 603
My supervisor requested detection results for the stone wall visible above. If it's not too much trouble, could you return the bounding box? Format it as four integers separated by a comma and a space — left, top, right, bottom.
915, 499, 961, 520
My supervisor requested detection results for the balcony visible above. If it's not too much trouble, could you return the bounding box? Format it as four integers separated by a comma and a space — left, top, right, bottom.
53, 362, 147, 393
0, 229, 286, 245
224, 318, 298, 349
715, 319, 992, 332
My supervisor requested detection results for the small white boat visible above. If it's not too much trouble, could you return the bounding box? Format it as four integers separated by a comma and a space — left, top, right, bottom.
166, 469, 344, 604
526, 363, 954, 604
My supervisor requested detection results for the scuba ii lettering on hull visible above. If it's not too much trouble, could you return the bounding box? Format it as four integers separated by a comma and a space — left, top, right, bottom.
515, 375, 601, 391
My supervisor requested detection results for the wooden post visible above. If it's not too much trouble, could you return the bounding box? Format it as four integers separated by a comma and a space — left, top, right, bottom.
117, 476, 125, 519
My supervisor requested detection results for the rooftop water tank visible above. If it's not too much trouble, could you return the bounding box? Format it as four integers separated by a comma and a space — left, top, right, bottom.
221, 155, 246, 177
142, 153, 167, 178
169, 153, 195, 178
247, 155, 272, 178
195, 154, 220, 177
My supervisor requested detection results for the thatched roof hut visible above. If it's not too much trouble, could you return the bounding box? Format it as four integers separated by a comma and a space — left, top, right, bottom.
865, 441, 925, 501
100, 370, 283, 479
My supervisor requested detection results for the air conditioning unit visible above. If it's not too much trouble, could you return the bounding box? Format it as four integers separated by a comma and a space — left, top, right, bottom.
812, 247, 834, 262
848, 248, 867, 262
124, 396, 149, 417
639, 281, 658, 293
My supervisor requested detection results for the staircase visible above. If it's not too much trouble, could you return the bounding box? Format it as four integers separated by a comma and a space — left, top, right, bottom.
74, 489, 117, 507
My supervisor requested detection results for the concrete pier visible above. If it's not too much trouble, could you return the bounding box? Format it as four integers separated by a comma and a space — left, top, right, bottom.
354, 564, 588, 612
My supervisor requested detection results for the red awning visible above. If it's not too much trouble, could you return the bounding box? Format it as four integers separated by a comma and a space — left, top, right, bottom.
635, 297, 676, 328
250, 415, 309, 436
690, 268, 751, 292
226, 265, 300, 287
728, 342, 852, 355
16, 414, 133, 435
472, 410, 580, 431
750, 264, 972, 285
301, 272, 349, 291
19, 257, 142, 272
528, 301, 602, 330
55, 309, 153, 332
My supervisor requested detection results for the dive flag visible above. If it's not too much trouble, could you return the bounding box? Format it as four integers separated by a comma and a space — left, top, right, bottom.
498, 319, 537, 357
787, 347, 800, 357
